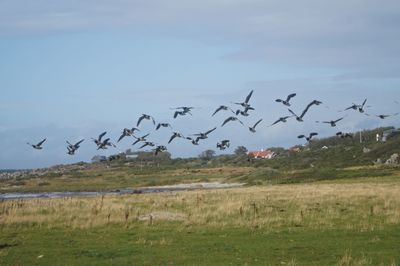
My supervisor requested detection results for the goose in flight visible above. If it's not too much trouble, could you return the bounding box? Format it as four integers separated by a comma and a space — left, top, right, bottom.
192, 127, 217, 140
365, 113, 399, 119
139, 141, 155, 149
67, 146, 76, 155
92, 132, 107, 147
317, 117, 345, 127
288, 100, 322, 122
66, 139, 84, 154
97, 138, 116, 150
248, 119, 263, 133
235, 106, 255, 117
168, 132, 185, 144
173, 107, 194, 118
132, 133, 150, 146
156, 123, 173, 130
232, 90, 253, 109
186, 137, 200, 145
275, 93, 296, 106
137, 114, 155, 127
298, 132, 318, 142
270, 116, 292, 126
358, 99, 367, 113
217, 139, 230, 150
27, 138, 46, 150
212, 105, 234, 116
117, 128, 139, 142
221, 116, 244, 127
336, 132, 353, 138
153, 145, 167, 156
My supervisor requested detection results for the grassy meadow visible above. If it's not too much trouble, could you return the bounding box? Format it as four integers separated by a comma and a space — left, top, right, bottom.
1, 174, 400, 265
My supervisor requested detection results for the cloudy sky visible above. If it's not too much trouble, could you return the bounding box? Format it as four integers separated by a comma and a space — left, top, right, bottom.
1, 0, 399, 169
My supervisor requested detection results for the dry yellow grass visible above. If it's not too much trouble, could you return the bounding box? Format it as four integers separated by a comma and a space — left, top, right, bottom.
1, 182, 400, 231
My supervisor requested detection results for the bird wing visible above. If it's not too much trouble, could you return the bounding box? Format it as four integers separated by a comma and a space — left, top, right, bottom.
275, 99, 283, 103
334, 117, 344, 123
253, 119, 263, 128
137, 115, 145, 126
205, 127, 217, 135
310, 132, 318, 137
245, 90, 253, 104
37, 138, 46, 146
300, 101, 315, 118
212, 106, 223, 116
139, 142, 148, 149
221, 117, 233, 127
168, 134, 177, 144
288, 109, 298, 117
156, 124, 161, 130
75, 139, 84, 146
117, 134, 125, 142
361, 98, 367, 108
286, 93, 296, 102
151, 116, 156, 125
297, 135, 306, 139
98, 131, 107, 141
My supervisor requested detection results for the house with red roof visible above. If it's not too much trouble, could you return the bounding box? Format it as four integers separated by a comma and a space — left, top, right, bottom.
247, 149, 275, 159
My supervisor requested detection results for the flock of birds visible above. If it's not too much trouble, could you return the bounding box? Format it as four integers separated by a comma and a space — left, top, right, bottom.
26, 90, 399, 157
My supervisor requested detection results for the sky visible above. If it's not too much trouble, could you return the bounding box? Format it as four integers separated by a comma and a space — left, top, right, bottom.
1, 0, 400, 169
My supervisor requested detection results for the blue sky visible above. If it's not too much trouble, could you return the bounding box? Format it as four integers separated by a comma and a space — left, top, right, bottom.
1, 1, 399, 169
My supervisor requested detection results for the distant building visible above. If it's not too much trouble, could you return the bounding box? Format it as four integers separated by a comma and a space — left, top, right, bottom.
247, 149, 275, 159
382, 129, 400, 142
288, 146, 301, 153
91, 155, 107, 163
126, 154, 139, 160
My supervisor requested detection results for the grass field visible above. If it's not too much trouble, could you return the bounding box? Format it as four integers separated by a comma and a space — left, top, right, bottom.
1, 175, 400, 265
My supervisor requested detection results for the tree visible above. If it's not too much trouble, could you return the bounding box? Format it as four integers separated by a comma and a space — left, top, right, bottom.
199, 149, 216, 160
234, 146, 248, 156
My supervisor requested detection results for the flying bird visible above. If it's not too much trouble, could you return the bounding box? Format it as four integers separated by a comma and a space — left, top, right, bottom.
217, 139, 230, 150
192, 127, 217, 141
92, 132, 107, 147
365, 113, 399, 119
288, 100, 321, 122
132, 133, 150, 146
248, 119, 263, 133
27, 138, 46, 150
298, 132, 318, 142
186, 137, 200, 145
139, 141, 155, 149
97, 138, 116, 150
235, 106, 255, 117
336, 132, 353, 139
168, 132, 185, 144
153, 145, 167, 156
66, 139, 84, 155
212, 105, 234, 116
358, 99, 368, 113
137, 114, 155, 127
117, 128, 139, 142
275, 93, 296, 106
317, 117, 345, 127
173, 107, 194, 118
232, 90, 254, 109
221, 116, 244, 127
270, 116, 292, 126
156, 123, 172, 130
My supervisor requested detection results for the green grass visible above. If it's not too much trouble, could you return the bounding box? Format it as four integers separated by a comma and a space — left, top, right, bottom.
1, 225, 400, 265
1, 178, 400, 265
